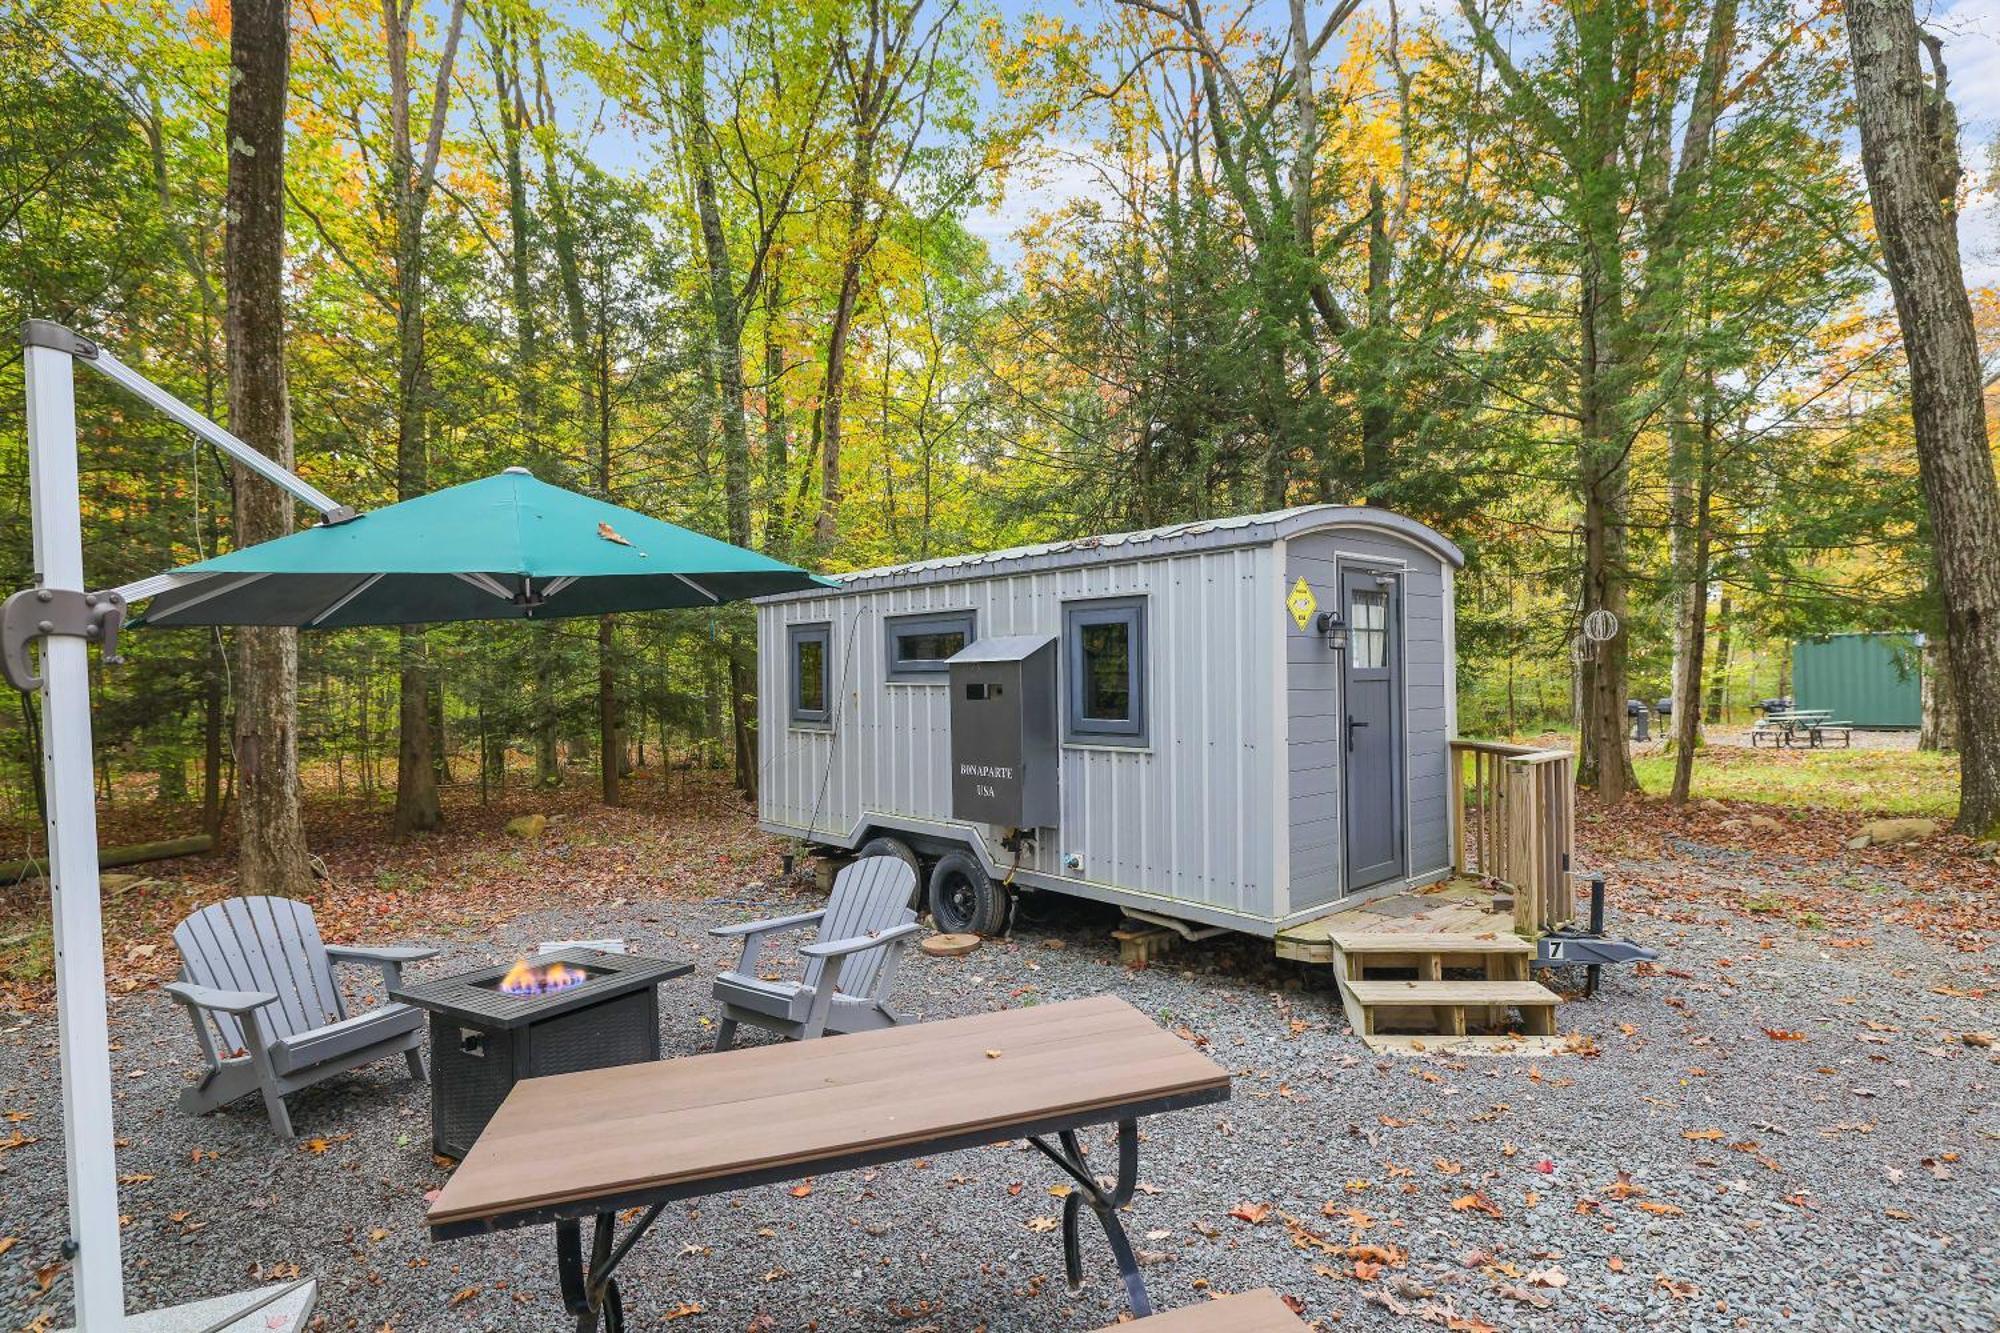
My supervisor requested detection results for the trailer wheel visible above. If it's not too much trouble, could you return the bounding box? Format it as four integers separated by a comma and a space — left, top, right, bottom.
857, 835, 926, 910
928, 851, 1009, 937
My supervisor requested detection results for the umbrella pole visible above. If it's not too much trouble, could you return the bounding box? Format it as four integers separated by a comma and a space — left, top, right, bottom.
22, 337, 124, 1327
10, 323, 336, 1332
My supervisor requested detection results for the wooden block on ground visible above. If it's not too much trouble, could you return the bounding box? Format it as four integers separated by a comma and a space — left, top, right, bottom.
921, 933, 981, 958
1112, 926, 1178, 966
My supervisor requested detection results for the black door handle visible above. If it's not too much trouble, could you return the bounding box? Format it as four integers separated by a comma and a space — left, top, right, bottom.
1347, 716, 1368, 752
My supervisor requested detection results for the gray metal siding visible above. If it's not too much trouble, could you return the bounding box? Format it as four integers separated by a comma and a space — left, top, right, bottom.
1284, 529, 1453, 908
759, 546, 1284, 921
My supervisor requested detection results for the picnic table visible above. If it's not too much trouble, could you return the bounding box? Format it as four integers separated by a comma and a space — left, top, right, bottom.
1750, 709, 1851, 749
426, 994, 1231, 1331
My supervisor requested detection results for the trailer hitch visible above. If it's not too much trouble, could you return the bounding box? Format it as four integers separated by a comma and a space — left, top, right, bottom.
1532, 872, 1659, 997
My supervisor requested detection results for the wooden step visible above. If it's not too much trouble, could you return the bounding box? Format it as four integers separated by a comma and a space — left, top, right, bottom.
1344, 978, 1557, 1006
1331, 932, 1532, 954
1337, 975, 1561, 1044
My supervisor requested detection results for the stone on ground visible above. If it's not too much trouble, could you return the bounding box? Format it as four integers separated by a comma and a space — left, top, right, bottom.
1847, 816, 1938, 849
504, 813, 548, 839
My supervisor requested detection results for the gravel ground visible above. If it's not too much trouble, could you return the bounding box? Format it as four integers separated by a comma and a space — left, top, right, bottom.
1, 849, 1994, 1333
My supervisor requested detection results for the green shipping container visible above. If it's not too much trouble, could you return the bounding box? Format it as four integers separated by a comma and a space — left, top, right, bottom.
1791, 632, 1922, 729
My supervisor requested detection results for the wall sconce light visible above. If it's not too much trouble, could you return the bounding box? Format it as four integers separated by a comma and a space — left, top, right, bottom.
1316, 610, 1347, 653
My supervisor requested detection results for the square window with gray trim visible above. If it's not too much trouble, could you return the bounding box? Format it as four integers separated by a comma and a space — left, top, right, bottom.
885, 610, 974, 680
788, 623, 832, 727
1063, 597, 1146, 742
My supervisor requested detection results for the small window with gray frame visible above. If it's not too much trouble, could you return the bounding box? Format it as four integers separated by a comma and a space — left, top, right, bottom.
885, 610, 975, 681
788, 622, 832, 727
1063, 596, 1147, 744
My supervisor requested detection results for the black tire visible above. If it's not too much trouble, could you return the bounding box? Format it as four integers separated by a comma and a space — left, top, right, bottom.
857, 835, 926, 910
927, 850, 1010, 936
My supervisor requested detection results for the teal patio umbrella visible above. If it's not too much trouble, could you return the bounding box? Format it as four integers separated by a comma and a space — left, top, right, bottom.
138, 466, 831, 627
11, 322, 838, 1333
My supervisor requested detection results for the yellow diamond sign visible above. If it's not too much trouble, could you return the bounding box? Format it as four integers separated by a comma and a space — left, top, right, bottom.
1287, 576, 1317, 631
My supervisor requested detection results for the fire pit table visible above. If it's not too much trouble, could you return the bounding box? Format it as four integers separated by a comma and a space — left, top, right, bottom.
391, 947, 691, 1157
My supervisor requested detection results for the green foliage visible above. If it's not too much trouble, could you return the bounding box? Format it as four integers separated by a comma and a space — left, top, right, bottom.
0, 0, 1954, 826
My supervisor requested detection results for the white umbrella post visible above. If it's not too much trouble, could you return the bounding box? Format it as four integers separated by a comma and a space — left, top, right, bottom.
18, 329, 124, 1329
7, 322, 348, 1331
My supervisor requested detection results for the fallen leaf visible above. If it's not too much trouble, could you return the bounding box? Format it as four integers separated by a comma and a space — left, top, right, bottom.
1450, 1191, 1503, 1218
1229, 1202, 1273, 1225
596, 522, 631, 546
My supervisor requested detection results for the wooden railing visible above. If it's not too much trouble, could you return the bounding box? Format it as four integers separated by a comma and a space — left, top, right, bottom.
1448, 739, 1576, 937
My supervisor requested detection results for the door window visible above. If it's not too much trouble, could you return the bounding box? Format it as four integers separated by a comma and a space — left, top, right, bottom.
1350, 590, 1388, 669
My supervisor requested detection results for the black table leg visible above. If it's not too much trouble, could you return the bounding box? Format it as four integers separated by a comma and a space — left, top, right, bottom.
1029, 1118, 1153, 1317
556, 1206, 660, 1332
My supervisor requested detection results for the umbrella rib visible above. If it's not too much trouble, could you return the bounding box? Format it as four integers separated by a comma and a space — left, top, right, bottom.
309, 573, 385, 626
453, 572, 515, 601
146, 572, 269, 621
542, 576, 578, 598
673, 574, 720, 603
107, 570, 211, 604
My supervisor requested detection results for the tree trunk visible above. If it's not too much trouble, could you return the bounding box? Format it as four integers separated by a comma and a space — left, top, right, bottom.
534, 626, 560, 786
384, 0, 465, 836
598, 615, 620, 805
393, 629, 441, 833
1669, 427, 1715, 803
763, 265, 791, 557
1920, 636, 1959, 751
201, 631, 225, 838
1574, 266, 1636, 801
1704, 587, 1733, 724
1845, 0, 2000, 833
224, 0, 314, 894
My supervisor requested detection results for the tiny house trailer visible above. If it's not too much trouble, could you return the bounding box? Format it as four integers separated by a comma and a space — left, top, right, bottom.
754, 506, 1467, 939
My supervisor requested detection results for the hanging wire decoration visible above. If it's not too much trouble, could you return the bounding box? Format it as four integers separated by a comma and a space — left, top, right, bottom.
1582, 608, 1620, 643
1570, 633, 1593, 664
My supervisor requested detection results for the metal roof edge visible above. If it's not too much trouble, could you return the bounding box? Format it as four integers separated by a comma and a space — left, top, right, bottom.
751, 505, 1464, 604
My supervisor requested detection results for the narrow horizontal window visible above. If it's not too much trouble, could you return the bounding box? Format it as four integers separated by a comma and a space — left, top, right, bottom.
1064, 597, 1146, 743
885, 611, 974, 681
789, 623, 831, 727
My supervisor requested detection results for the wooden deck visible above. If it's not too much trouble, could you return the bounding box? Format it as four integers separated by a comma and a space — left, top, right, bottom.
1276, 878, 1564, 1054
1275, 877, 1523, 964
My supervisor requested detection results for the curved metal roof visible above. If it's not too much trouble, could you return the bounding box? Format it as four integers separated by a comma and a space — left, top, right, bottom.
760, 505, 1463, 602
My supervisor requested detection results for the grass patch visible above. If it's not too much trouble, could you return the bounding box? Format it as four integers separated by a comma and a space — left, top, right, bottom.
1631, 744, 1958, 817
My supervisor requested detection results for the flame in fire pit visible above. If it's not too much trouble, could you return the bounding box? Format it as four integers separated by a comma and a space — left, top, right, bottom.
497, 958, 590, 996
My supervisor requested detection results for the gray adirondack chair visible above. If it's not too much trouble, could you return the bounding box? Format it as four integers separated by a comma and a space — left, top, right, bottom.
710, 856, 921, 1050
165, 896, 438, 1137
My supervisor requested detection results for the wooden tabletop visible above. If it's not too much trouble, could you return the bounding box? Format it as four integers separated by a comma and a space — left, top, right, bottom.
428, 994, 1229, 1235
1100, 1290, 1303, 1331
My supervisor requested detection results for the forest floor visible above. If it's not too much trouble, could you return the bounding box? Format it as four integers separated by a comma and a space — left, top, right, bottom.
0, 761, 1993, 1331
